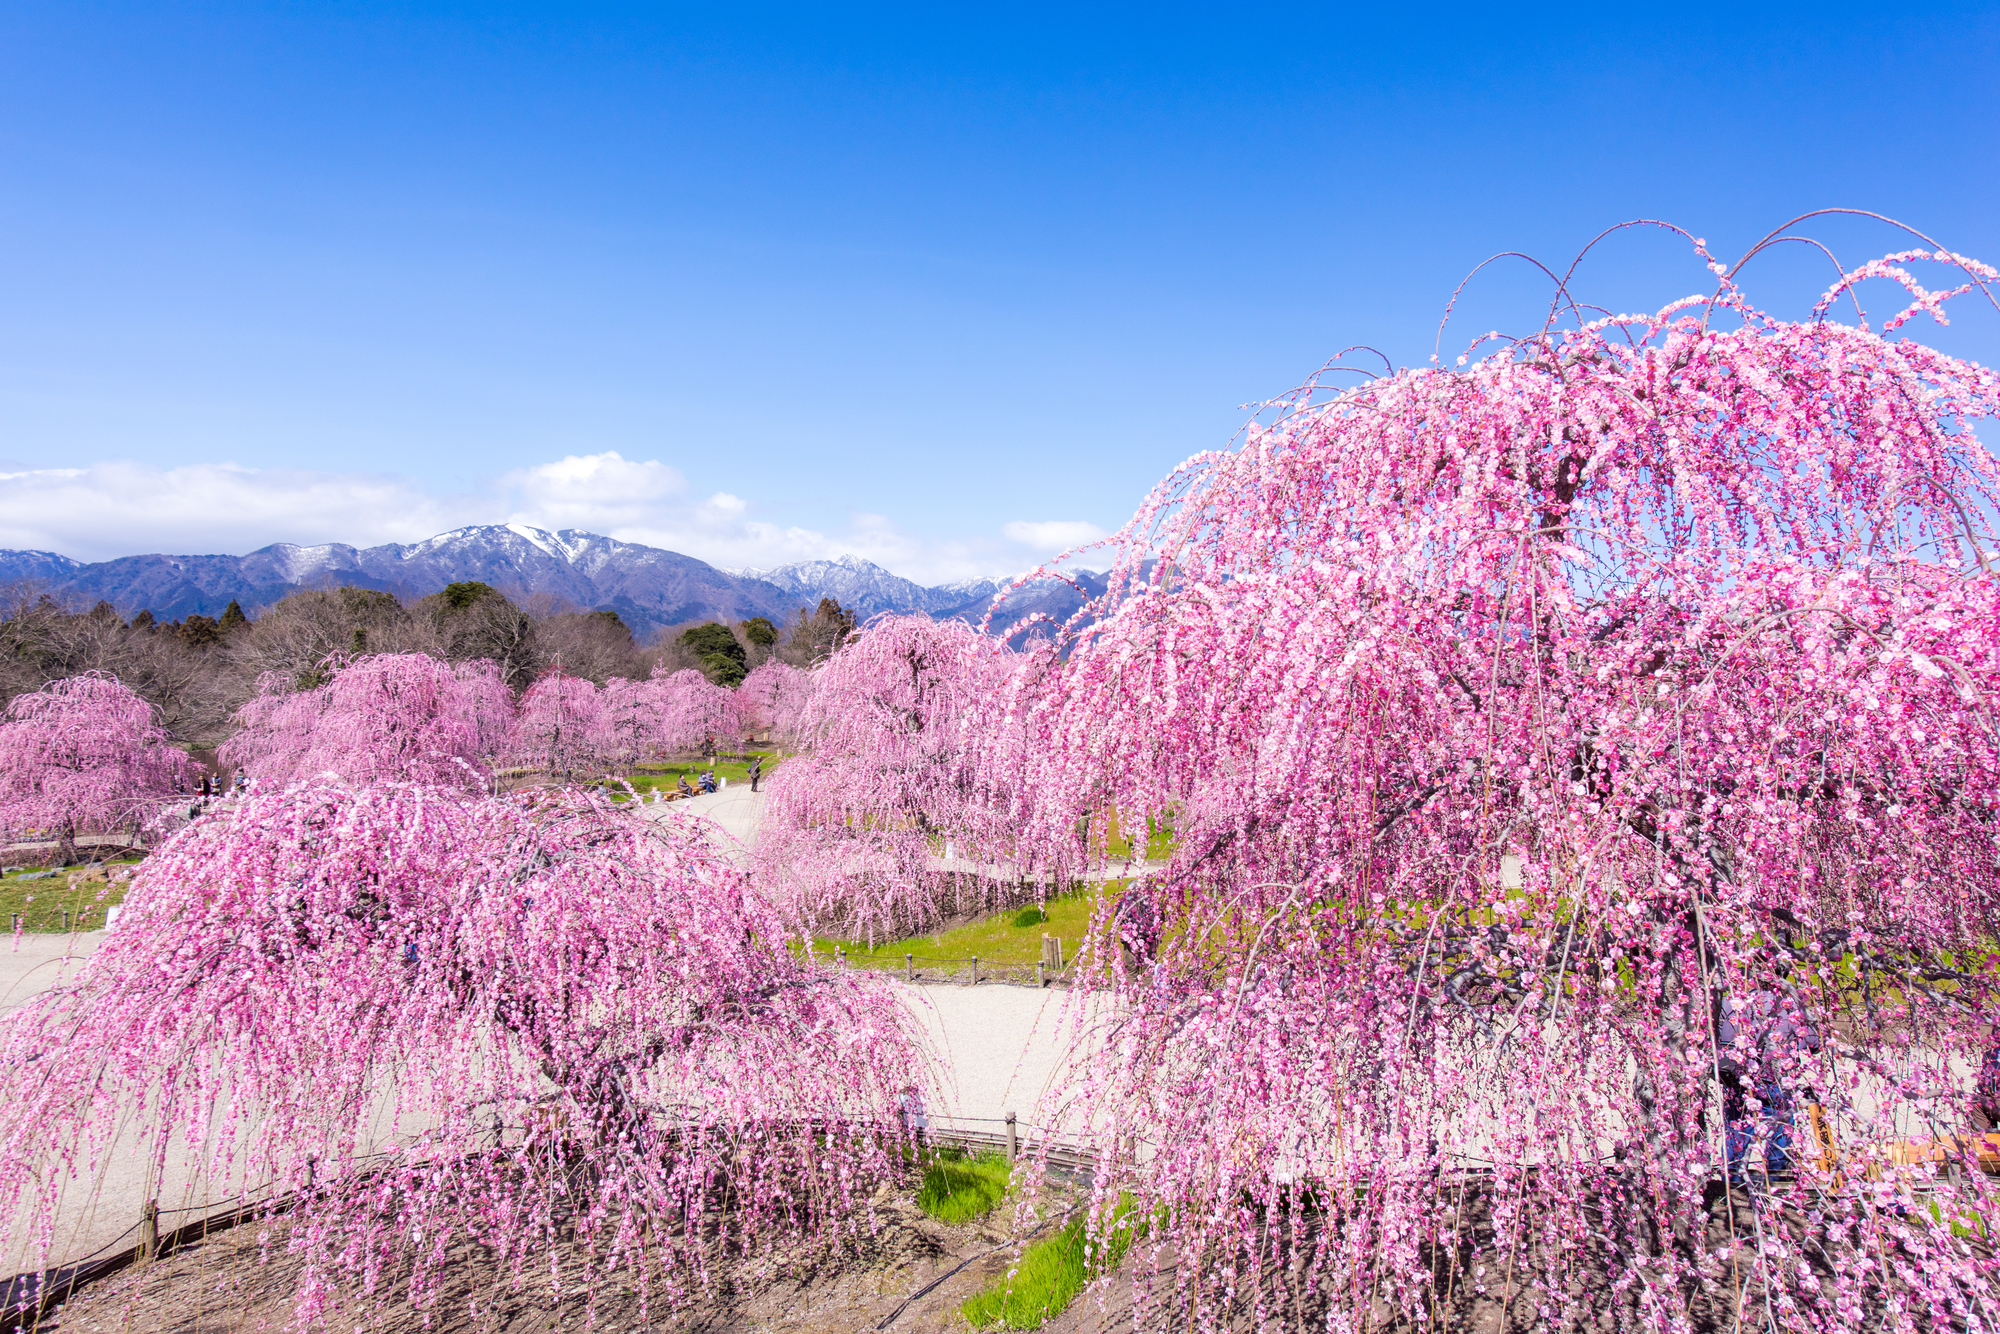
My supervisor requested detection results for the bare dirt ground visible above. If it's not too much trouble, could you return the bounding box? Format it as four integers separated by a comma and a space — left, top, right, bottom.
32, 1182, 1073, 1334
24, 1178, 1830, 1334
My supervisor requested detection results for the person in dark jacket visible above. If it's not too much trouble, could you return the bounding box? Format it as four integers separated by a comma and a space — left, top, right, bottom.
1717, 955, 1823, 1185
749, 754, 763, 793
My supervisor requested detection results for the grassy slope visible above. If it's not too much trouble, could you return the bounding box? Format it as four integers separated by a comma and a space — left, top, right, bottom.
961, 1198, 1142, 1330
916, 1149, 1012, 1224
0, 859, 138, 931
812, 889, 1108, 969
1099, 810, 1176, 862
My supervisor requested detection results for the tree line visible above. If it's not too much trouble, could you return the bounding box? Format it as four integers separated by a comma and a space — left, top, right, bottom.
0, 580, 859, 747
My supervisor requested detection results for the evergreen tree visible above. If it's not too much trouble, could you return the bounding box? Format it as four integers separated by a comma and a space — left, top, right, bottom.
678, 622, 748, 687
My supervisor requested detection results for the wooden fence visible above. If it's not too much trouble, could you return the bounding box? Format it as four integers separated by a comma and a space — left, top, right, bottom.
0, 1114, 1099, 1331
824, 933, 1074, 988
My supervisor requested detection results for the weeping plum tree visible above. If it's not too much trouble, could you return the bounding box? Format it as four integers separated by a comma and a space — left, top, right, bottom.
1012, 236, 2000, 1329
509, 668, 604, 777
454, 656, 516, 757
754, 615, 1030, 942
736, 659, 813, 746
221, 652, 511, 792
589, 668, 737, 770
593, 675, 670, 770
0, 673, 196, 861
0, 781, 921, 1322
651, 664, 740, 755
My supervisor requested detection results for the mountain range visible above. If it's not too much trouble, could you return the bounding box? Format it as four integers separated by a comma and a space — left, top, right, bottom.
0, 525, 1060, 640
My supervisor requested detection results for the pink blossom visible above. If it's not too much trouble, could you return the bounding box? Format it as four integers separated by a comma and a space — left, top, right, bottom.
0, 673, 196, 856
222, 653, 507, 792
1000, 248, 2000, 1328
0, 781, 922, 1319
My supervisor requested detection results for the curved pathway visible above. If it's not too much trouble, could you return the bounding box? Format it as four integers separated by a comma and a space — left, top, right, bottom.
640, 786, 1099, 1139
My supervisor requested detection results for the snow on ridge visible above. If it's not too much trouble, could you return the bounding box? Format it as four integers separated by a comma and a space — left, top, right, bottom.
394, 523, 595, 564
502, 523, 584, 562
267, 543, 348, 582
401, 525, 484, 558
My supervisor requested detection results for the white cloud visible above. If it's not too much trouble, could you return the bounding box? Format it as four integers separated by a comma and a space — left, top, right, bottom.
0, 451, 1119, 586
0, 461, 488, 559
1002, 519, 1109, 553
499, 452, 690, 531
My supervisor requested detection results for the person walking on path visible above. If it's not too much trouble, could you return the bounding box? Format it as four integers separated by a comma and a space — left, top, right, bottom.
748, 755, 763, 793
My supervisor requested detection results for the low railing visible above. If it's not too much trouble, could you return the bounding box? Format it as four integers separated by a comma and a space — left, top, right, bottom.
821, 935, 1079, 988
0, 1114, 1100, 1330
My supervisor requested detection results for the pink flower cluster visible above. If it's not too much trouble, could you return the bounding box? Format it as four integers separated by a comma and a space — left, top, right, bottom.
985, 250, 2000, 1328
753, 617, 1030, 941
0, 781, 921, 1322
0, 673, 195, 850
510, 662, 739, 777
222, 655, 509, 791
221, 655, 743, 788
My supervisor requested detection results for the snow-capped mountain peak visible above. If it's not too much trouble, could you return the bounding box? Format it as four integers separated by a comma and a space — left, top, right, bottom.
259, 542, 358, 583
736, 556, 995, 619
0, 528, 1017, 637
501, 523, 593, 562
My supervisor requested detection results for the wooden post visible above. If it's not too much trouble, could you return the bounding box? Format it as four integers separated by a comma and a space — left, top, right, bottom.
9, 913, 17, 933
969, 956, 979, 985
1036, 962, 1045, 988
139, 1198, 159, 1264
1005, 1111, 1018, 1164
1807, 1101, 1840, 1184
62, 909, 70, 932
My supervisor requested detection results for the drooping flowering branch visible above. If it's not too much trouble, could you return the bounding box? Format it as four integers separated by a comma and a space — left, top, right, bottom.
1013, 248, 2000, 1329
754, 616, 1033, 942
0, 781, 922, 1322
508, 668, 605, 778
650, 665, 741, 755
736, 660, 813, 747
0, 673, 196, 859
221, 652, 509, 793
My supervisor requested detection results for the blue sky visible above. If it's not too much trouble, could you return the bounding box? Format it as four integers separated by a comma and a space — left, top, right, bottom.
0, 3, 1995, 580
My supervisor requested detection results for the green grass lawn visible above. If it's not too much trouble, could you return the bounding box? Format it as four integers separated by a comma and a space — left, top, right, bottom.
0, 859, 139, 932
605, 753, 781, 801
811, 887, 1111, 969
1100, 810, 1176, 862
916, 1148, 1012, 1224
960, 1197, 1143, 1330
